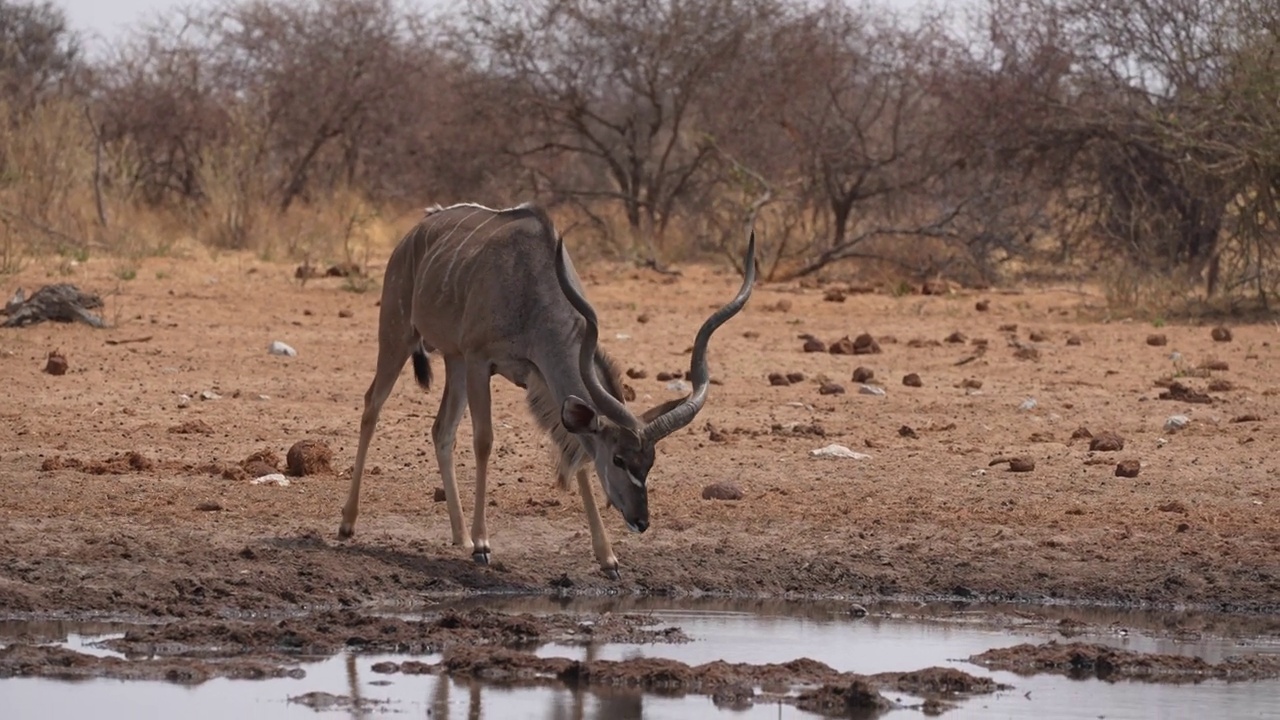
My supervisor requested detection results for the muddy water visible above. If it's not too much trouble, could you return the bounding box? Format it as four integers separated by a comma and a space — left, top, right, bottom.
3, 597, 1279, 719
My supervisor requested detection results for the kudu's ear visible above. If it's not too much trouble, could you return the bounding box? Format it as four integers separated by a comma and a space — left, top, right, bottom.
561, 396, 601, 434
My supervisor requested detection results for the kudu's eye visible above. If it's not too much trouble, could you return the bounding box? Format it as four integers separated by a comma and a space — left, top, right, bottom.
611, 456, 625, 469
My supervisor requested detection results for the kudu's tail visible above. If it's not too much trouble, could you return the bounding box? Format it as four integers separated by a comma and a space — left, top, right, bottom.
410, 340, 432, 391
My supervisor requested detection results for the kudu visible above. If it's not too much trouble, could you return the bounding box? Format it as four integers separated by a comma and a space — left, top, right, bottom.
338, 202, 756, 578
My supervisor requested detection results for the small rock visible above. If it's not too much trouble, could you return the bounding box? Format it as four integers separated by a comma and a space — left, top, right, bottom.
945, 331, 967, 344
637, 312, 651, 323
823, 288, 846, 302
1147, 333, 1168, 346
1207, 379, 1234, 392
1018, 397, 1038, 411
998, 323, 1018, 332
338, 309, 354, 318
852, 366, 875, 383
802, 337, 826, 353
177, 394, 192, 408
829, 336, 856, 355
1066, 334, 1083, 346
852, 333, 881, 354
1231, 414, 1262, 423
898, 425, 918, 438
622, 383, 636, 401
195, 501, 223, 512
848, 604, 869, 617
433, 488, 447, 502
858, 384, 886, 397
286, 439, 334, 476
1029, 330, 1049, 342
1008, 457, 1035, 472
269, 340, 298, 357
975, 299, 990, 312
768, 372, 790, 386
959, 378, 983, 390
656, 371, 676, 381
1115, 460, 1141, 477
701, 481, 744, 501
809, 444, 871, 460
1211, 326, 1233, 342
921, 279, 948, 295
626, 367, 648, 379
1013, 346, 1041, 361
1070, 426, 1093, 440
818, 382, 845, 395
1089, 431, 1125, 452
1199, 359, 1229, 371
902, 373, 923, 387
785, 372, 805, 384
43, 350, 68, 376
200, 390, 221, 401
250, 473, 291, 486
1164, 415, 1190, 433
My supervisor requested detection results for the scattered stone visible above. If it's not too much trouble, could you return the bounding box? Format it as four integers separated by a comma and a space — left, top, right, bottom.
626, 367, 648, 379
852, 366, 875, 383
1066, 334, 1083, 346
921, 279, 949, 295
326, 262, 362, 278
1029, 330, 1049, 342
1164, 415, 1190, 433
195, 501, 223, 512
898, 425, 918, 439
1071, 426, 1093, 441
818, 382, 845, 395
250, 473, 290, 487
286, 440, 334, 476
852, 333, 881, 354
786, 372, 805, 384
1146, 333, 1168, 347
177, 394, 192, 408
1089, 432, 1125, 452
199, 390, 221, 401
1211, 326, 1233, 342
975, 299, 990, 312
622, 383, 636, 401
701, 482, 743, 501
1115, 460, 1141, 478
829, 336, 856, 355
998, 323, 1018, 333
1158, 500, 1189, 514
1207, 379, 1235, 392
1231, 414, 1263, 423
945, 331, 967, 344
959, 378, 983, 390
1199, 359, 1229, 371
823, 288, 846, 302
338, 309, 354, 318
637, 312, 651, 323
858, 384, 886, 396
1018, 397, 1038, 411
802, 337, 826, 353
768, 372, 790, 386
433, 488, 447, 502
902, 373, 923, 387
990, 456, 1035, 472
43, 350, 68, 376
269, 340, 297, 357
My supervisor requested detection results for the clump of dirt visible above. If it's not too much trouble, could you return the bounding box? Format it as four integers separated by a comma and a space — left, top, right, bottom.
40, 451, 155, 475
802, 336, 826, 353
1115, 460, 1141, 478
853, 333, 882, 354
1088, 432, 1125, 452
968, 642, 1280, 683
990, 456, 1035, 473
945, 331, 967, 344
829, 336, 856, 355
43, 350, 68, 376
819, 382, 845, 395
702, 482, 744, 501
852, 366, 875, 383
795, 678, 892, 716
903, 373, 923, 388
0, 643, 302, 684
1146, 334, 1168, 347
286, 439, 333, 476
1211, 326, 1233, 342
169, 420, 215, 435
880, 666, 1003, 695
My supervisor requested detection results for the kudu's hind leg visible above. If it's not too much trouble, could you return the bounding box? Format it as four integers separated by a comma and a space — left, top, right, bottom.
464, 357, 494, 564
432, 357, 470, 549
575, 468, 620, 579
339, 339, 412, 539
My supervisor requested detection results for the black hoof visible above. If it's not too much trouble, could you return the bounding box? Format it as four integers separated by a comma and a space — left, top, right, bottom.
603, 567, 621, 581
472, 551, 491, 566
337, 525, 354, 540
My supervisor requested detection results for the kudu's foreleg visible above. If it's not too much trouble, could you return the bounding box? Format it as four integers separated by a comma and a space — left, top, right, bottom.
575, 468, 620, 580
339, 341, 412, 540
432, 357, 470, 548
464, 357, 494, 564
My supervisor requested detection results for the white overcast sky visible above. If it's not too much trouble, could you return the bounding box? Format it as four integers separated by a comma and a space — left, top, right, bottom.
58, 0, 972, 53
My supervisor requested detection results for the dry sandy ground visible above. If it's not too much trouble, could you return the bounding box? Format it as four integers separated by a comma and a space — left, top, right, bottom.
1, 248, 1279, 623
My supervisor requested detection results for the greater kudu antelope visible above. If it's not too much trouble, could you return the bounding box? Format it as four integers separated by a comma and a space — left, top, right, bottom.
338, 202, 755, 578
